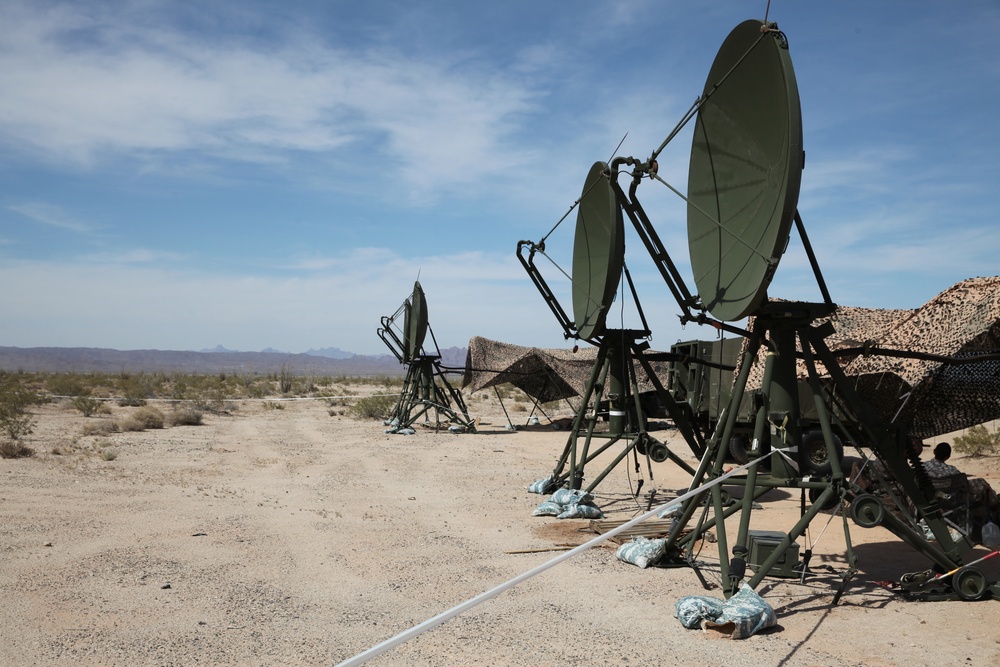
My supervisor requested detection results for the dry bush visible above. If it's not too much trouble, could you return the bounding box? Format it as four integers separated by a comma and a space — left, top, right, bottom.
350, 394, 396, 420
121, 406, 165, 431
81, 420, 120, 436
167, 406, 203, 426
0, 440, 34, 458
1, 376, 40, 458
72, 396, 105, 417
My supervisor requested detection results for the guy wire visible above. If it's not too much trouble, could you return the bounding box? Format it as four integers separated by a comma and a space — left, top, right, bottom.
540, 138, 625, 245
650, 170, 770, 262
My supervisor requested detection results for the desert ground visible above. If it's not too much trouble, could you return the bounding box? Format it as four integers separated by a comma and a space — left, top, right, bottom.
2, 391, 999, 666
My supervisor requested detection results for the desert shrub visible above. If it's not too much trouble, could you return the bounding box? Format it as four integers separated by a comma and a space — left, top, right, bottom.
121, 406, 165, 431
953, 424, 1000, 457
263, 401, 285, 410
245, 384, 268, 399
45, 374, 88, 397
117, 372, 157, 406
167, 406, 203, 426
118, 395, 147, 407
512, 400, 529, 413
171, 380, 189, 400
0, 440, 34, 458
194, 397, 235, 414
0, 376, 40, 458
350, 394, 396, 420
369, 374, 400, 389
82, 420, 121, 436
101, 449, 118, 461
72, 395, 104, 417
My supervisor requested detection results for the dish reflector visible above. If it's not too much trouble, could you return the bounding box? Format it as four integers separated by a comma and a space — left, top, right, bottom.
687, 20, 803, 322
402, 281, 428, 362
572, 161, 625, 339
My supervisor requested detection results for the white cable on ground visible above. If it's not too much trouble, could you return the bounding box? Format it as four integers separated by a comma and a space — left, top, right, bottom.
334, 451, 777, 667
48, 394, 397, 402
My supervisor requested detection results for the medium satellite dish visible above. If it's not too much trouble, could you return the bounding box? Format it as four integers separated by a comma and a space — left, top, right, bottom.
687, 20, 803, 322
402, 281, 428, 362
571, 161, 625, 339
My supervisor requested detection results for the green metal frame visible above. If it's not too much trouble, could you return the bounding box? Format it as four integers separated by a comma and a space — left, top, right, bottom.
659, 303, 995, 602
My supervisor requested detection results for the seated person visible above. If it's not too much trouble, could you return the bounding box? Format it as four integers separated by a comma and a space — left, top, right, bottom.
924, 441, 1000, 534
923, 442, 961, 477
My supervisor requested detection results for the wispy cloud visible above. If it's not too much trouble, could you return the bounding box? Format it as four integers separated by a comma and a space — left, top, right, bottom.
0, 3, 545, 203
79, 248, 188, 264
8, 202, 91, 232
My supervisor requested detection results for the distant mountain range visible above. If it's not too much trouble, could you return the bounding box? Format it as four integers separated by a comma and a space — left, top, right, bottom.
0, 345, 468, 376
197, 345, 355, 359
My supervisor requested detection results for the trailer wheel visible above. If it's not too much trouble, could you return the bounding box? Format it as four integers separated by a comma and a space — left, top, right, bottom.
801, 430, 844, 475
952, 566, 989, 601
808, 485, 839, 511
729, 436, 750, 464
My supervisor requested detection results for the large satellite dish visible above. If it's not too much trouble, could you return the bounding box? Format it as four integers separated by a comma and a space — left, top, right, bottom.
571, 161, 625, 339
687, 20, 803, 322
401, 281, 428, 363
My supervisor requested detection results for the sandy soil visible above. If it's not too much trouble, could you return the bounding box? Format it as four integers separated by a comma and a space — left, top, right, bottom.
2, 394, 999, 666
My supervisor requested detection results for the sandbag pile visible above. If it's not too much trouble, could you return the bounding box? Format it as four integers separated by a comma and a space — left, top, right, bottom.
527, 476, 558, 495
675, 583, 777, 639
615, 537, 667, 569
531, 488, 604, 520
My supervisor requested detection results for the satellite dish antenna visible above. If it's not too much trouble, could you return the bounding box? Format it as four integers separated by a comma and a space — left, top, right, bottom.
642, 20, 994, 602
401, 281, 429, 363
687, 19, 803, 322
377, 281, 475, 434
517, 16, 993, 600
572, 161, 625, 340
516, 155, 709, 497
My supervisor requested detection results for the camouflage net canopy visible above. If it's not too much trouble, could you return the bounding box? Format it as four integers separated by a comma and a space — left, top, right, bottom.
462, 336, 598, 403
462, 336, 671, 404
739, 277, 1000, 438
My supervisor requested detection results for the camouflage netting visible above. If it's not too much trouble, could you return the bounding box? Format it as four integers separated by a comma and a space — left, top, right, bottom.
737, 277, 1000, 438
463, 336, 597, 402
462, 336, 671, 404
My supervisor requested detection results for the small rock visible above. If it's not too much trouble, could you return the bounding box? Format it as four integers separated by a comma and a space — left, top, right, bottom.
161, 583, 172, 589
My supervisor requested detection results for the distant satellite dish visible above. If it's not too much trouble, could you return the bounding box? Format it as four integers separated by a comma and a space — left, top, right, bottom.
571, 161, 625, 339
402, 281, 428, 362
687, 20, 803, 322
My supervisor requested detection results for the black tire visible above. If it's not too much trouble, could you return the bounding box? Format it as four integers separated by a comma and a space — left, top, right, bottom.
729, 436, 750, 464
647, 441, 669, 463
809, 485, 839, 511
952, 566, 989, 601
801, 430, 844, 476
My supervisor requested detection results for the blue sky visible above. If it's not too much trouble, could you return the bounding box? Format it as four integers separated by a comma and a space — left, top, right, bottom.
1, 1, 998, 356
